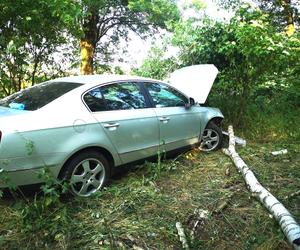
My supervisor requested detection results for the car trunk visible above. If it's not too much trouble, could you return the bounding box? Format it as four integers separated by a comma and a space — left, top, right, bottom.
0, 106, 28, 145
0, 106, 28, 117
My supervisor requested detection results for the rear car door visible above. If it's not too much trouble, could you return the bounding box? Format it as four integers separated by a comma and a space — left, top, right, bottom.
143, 81, 202, 151
83, 81, 159, 164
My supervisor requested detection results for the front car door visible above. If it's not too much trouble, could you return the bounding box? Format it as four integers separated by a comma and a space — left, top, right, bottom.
83, 81, 159, 164
143, 81, 202, 152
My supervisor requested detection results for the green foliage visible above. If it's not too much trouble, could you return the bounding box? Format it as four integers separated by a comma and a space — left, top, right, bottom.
94, 64, 126, 75
0, 0, 180, 90
213, 0, 243, 10
143, 145, 167, 182
25, 139, 35, 156
128, 0, 180, 29
0, 168, 5, 198
78, 0, 180, 73
0, 167, 71, 247
0, 162, 18, 191
20, 168, 70, 246
132, 44, 178, 80
171, 5, 300, 132
254, 0, 299, 33
174, 5, 297, 88
0, 0, 80, 95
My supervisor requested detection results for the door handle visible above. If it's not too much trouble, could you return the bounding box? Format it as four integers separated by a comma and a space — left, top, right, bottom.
103, 122, 120, 128
159, 117, 170, 123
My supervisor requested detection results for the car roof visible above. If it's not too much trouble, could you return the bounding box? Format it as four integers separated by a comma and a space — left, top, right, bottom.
51, 74, 156, 85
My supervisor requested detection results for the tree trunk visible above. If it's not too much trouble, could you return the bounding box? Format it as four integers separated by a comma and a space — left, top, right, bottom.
31, 60, 38, 86
80, 9, 99, 75
281, 0, 295, 36
80, 39, 95, 75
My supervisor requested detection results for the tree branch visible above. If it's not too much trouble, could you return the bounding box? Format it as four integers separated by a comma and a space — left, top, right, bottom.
223, 125, 300, 249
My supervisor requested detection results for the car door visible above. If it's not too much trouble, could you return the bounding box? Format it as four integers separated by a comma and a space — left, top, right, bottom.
83, 81, 159, 164
143, 81, 202, 152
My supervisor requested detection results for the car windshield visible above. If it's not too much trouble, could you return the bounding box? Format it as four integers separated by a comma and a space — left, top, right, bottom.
0, 81, 82, 111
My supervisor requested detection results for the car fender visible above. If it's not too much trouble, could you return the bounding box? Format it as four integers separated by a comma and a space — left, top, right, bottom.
200, 107, 224, 136
0, 123, 121, 169
57, 123, 122, 170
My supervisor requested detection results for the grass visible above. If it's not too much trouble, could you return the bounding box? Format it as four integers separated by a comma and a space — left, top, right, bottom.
0, 140, 299, 249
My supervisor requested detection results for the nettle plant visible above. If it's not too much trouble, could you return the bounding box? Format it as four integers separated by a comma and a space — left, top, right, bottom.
20, 139, 71, 244
0, 159, 16, 197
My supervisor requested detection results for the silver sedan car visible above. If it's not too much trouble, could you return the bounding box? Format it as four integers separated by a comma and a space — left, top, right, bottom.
0, 66, 224, 197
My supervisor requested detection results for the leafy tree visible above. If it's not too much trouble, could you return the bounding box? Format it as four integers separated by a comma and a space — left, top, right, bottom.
255, 0, 299, 36
132, 44, 178, 80
0, 0, 79, 96
172, 5, 299, 124
78, 0, 180, 75
214, 0, 299, 36
213, 0, 243, 11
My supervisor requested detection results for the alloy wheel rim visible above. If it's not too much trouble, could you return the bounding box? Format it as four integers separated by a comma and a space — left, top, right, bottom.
70, 158, 105, 197
200, 128, 220, 151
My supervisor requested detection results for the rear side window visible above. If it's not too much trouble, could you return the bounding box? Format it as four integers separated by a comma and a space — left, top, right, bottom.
0, 82, 82, 111
102, 82, 146, 110
84, 82, 147, 112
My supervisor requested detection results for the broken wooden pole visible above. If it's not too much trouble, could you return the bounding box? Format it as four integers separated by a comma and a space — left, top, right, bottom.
223, 125, 300, 249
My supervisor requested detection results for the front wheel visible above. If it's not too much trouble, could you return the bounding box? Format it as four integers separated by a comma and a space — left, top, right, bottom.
62, 150, 111, 197
200, 122, 223, 152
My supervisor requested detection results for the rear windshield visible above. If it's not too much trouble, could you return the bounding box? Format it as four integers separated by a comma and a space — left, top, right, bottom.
0, 81, 82, 111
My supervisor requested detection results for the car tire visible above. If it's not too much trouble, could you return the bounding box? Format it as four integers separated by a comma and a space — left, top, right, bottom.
62, 150, 111, 197
200, 122, 223, 152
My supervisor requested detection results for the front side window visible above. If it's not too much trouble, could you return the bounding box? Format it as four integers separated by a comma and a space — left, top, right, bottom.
144, 82, 188, 108
0, 81, 82, 111
83, 82, 147, 112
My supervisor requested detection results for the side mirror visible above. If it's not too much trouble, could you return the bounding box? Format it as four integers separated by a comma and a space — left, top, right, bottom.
185, 97, 195, 109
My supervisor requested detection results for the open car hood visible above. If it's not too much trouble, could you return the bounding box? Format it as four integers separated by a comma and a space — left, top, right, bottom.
168, 64, 218, 104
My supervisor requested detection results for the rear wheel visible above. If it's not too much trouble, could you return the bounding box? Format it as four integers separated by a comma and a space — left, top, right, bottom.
200, 122, 223, 152
62, 150, 110, 197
